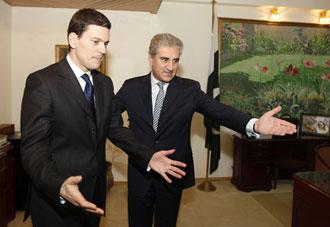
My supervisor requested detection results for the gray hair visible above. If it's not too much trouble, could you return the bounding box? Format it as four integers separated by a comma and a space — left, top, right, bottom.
148, 33, 183, 57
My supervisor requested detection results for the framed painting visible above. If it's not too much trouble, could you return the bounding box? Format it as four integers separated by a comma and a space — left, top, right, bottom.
300, 113, 330, 137
218, 18, 330, 119
55, 44, 107, 74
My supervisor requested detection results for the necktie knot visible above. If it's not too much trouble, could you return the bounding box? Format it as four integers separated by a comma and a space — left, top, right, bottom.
157, 81, 164, 90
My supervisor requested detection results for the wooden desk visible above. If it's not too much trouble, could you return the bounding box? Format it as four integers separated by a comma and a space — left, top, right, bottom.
0, 144, 15, 227
231, 134, 329, 191
292, 171, 330, 227
7, 132, 28, 211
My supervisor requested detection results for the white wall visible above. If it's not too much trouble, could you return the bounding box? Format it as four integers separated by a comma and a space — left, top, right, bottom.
6, 0, 330, 181
0, 0, 12, 123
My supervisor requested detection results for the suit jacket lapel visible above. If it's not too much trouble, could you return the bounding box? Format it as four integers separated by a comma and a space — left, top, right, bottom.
156, 76, 180, 134
142, 74, 154, 129
58, 58, 95, 119
92, 71, 103, 131
161, 77, 179, 116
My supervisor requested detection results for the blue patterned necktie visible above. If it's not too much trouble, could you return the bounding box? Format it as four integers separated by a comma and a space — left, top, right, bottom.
81, 74, 95, 115
153, 82, 165, 132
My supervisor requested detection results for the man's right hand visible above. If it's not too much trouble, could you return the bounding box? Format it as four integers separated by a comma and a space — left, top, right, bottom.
60, 176, 104, 215
148, 149, 186, 183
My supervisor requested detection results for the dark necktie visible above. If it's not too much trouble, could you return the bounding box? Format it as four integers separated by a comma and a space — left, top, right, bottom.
81, 74, 95, 115
153, 82, 165, 132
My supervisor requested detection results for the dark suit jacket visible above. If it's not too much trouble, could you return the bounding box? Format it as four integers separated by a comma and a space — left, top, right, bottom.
114, 74, 252, 196
20, 58, 154, 218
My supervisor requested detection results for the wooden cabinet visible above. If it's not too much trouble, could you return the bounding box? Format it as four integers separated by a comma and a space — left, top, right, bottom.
0, 144, 15, 227
231, 134, 329, 192
231, 135, 272, 191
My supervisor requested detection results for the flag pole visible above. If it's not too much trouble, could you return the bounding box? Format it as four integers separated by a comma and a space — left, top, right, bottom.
197, 0, 217, 192
197, 148, 216, 191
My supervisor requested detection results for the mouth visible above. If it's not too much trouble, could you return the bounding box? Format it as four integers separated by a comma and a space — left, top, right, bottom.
94, 56, 103, 62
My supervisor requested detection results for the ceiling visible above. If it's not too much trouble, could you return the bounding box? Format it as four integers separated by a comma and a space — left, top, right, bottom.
3, 0, 162, 14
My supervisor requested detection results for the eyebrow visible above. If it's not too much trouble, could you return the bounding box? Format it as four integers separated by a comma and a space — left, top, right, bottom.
159, 56, 180, 61
91, 37, 110, 44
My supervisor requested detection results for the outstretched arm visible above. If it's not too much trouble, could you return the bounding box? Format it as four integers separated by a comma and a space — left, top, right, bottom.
254, 106, 297, 135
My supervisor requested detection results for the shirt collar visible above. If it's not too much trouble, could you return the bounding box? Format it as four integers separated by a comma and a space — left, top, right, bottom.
66, 54, 91, 78
150, 72, 168, 87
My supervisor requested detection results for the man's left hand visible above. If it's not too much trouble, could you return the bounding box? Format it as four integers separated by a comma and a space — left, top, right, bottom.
148, 149, 186, 183
254, 106, 297, 136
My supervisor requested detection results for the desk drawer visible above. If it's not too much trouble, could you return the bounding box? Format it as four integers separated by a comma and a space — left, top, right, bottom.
247, 142, 271, 162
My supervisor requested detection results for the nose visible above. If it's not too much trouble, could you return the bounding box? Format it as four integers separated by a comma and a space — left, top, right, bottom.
166, 61, 173, 71
98, 43, 106, 54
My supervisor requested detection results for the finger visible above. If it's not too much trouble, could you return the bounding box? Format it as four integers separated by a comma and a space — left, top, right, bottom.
266, 106, 282, 116
84, 207, 104, 215
170, 160, 186, 168
161, 172, 172, 183
170, 167, 186, 176
280, 120, 296, 128
167, 169, 183, 179
160, 149, 176, 155
70, 175, 83, 184
80, 200, 98, 211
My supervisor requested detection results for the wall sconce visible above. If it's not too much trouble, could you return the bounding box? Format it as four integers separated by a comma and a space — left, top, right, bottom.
270, 7, 281, 21
319, 10, 330, 25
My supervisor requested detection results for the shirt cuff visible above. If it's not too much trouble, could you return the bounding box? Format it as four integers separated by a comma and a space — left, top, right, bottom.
246, 118, 260, 139
147, 166, 151, 172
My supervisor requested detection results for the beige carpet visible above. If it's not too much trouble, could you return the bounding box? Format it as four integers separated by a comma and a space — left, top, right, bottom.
8, 180, 293, 227
251, 192, 293, 227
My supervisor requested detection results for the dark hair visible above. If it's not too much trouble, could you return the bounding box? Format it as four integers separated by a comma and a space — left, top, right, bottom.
67, 8, 111, 44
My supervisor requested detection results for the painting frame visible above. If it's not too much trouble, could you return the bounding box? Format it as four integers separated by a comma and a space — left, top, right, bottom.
55, 44, 107, 74
299, 113, 330, 137
218, 18, 330, 120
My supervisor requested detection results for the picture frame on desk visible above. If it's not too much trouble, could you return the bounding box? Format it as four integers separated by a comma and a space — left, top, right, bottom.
299, 113, 330, 137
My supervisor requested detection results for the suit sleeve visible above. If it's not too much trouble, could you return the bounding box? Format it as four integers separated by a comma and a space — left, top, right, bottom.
20, 73, 66, 202
107, 81, 154, 171
194, 82, 252, 134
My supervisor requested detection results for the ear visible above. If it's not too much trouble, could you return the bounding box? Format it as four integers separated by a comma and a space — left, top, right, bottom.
148, 54, 154, 66
68, 32, 78, 49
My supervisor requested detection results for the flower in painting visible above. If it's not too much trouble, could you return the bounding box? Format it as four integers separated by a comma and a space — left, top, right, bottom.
253, 63, 268, 74
321, 73, 330, 81
285, 64, 299, 76
324, 60, 330, 68
303, 60, 316, 68
260, 66, 269, 73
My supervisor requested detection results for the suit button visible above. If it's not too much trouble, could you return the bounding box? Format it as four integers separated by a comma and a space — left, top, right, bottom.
91, 128, 96, 134
155, 140, 159, 144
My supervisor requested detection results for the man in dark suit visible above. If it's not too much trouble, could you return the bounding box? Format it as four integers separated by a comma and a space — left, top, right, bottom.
114, 33, 297, 227
20, 10, 186, 227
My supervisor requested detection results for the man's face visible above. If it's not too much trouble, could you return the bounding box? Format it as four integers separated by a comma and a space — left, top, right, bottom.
149, 46, 180, 82
68, 24, 109, 71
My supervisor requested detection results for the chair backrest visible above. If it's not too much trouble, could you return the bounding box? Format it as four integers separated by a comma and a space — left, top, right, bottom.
315, 142, 330, 171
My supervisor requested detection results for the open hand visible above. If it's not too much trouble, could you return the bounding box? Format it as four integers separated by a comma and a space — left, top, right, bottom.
60, 176, 104, 215
148, 149, 186, 183
254, 106, 297, 136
